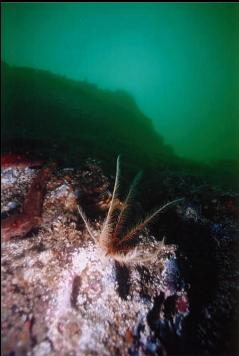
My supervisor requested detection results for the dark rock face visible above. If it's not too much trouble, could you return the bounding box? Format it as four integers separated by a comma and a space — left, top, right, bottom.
1, 63, 174, 169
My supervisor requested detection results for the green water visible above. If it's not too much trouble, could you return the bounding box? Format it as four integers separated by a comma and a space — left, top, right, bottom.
1, 3, 239, 174
1, 6, 239, 353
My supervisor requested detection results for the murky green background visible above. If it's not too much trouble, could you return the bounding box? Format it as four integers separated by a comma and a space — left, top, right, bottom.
1, 3, 239, 182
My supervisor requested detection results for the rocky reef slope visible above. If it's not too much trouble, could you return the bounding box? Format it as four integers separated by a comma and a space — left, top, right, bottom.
1, 157, 238, 355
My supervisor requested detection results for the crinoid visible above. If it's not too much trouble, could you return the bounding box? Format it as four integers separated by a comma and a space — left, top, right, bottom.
78, 156, 183, 265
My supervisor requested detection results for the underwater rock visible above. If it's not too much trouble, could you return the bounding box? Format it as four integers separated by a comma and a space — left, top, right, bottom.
1, 158, 186, 355
161, 256, 182, 297
44, 183, 78, 216
1, 163, 55, 240
1, 158, 238, 355
1, 201, 19, 218
1, 168, 18, 185
1, 153, 43, 169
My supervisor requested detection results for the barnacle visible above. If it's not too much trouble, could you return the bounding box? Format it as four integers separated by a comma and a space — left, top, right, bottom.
78, 156, 183, 265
